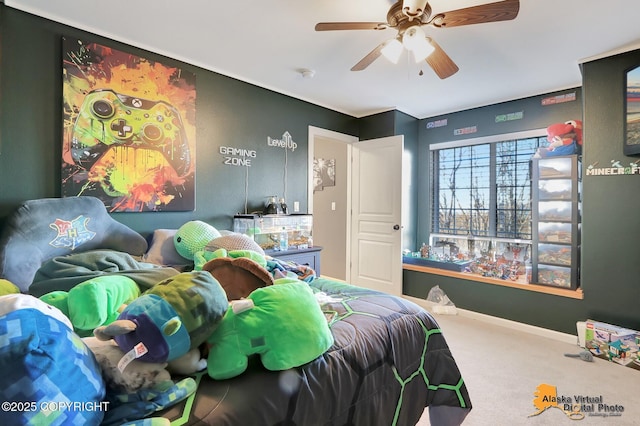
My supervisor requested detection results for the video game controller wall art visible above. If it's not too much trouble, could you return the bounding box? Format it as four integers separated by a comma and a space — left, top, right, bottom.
61, 37, 196, 212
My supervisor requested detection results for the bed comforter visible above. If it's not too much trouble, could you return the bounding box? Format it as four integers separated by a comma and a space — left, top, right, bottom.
0, 197, 469, 425
158, 277, 471, 426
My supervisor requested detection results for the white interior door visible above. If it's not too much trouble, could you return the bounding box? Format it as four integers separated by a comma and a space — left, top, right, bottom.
350, 135, 403, 295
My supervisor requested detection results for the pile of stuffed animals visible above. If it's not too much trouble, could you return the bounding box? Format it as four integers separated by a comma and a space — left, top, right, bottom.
0, 220, 333, 425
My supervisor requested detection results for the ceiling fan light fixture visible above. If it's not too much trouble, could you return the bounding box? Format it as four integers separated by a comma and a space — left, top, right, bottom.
381, 38, 403, 64
402, 25, 424, 50
411, 37, 435, 63
402, 26, 434, 63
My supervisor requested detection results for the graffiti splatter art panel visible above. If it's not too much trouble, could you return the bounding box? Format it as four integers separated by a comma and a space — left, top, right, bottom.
62, 37, 196, 212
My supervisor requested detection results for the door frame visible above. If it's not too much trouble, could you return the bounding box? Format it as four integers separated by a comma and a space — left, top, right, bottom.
308, 126, 358, 281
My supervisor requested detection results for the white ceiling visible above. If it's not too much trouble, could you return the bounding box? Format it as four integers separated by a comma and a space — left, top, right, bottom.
5, 0, 640, 119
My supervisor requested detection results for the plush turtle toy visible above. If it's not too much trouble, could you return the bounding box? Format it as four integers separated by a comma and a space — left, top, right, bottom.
207, 279, 333, 380
39, 275, 140, 337
174, 219, 266, 271
95, 270, 228, 368
174, 220, 222, 261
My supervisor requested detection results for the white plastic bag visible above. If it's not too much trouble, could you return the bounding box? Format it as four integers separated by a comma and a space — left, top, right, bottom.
426, 285, 458, 315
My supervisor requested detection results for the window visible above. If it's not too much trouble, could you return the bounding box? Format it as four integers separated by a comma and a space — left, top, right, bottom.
431, 130, 547, 240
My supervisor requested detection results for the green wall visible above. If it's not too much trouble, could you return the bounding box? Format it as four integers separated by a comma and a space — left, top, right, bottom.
579, 50, 640, 332
394, 110, 419, 253
0, 6, 357, 235
2, 5, 637, 335
405, 49, 640, 334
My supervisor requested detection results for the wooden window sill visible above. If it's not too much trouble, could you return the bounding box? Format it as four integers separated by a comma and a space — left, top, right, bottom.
403, 263, 584, 300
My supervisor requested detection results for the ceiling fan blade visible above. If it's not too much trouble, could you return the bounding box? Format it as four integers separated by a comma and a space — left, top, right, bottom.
315, 22, 388, 31
424, 38, 459, 79
432, 0, 520, 28
351, 42, 386, 71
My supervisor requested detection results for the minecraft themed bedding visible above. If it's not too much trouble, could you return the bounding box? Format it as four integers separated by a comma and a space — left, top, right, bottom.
158, 277, 471, 425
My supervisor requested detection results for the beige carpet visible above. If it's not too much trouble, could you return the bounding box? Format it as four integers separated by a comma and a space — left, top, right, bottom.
410, 301, 640, 426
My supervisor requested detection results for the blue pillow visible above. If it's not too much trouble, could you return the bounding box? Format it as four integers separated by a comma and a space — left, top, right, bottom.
0, 295, 106, 425
0, 196, 148, 292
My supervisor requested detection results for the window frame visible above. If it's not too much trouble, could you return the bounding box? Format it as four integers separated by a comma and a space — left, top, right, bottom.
429, 129, 547, 241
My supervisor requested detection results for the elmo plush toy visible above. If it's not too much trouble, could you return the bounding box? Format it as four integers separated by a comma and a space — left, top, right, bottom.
536, 120, 582, 157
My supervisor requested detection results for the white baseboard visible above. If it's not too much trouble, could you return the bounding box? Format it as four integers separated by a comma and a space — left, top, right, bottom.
403, 295, 578, 346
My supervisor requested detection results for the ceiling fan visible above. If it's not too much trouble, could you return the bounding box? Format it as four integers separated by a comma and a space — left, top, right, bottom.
315, 0, 520, 79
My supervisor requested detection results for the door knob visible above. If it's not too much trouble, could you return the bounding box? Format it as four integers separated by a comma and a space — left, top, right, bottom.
393, 224, 400, 230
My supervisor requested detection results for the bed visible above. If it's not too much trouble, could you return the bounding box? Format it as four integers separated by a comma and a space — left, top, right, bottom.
0, 197, 471, 426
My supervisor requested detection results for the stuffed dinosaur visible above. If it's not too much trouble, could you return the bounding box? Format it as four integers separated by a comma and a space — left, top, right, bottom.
40, 275, 140, 336
207, 279, 334, 380
95, 271, 228, 371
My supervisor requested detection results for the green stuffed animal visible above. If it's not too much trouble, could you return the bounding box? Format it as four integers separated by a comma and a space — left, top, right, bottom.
174, 220, 221, 261
174, 220, 266, 271
40, 275, 140, 336
207, 279, 334, 380
95, 271, 229, 372
195, 247, 267, 271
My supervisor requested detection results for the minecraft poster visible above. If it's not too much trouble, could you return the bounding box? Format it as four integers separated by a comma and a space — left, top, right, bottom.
61, 36, 196, 212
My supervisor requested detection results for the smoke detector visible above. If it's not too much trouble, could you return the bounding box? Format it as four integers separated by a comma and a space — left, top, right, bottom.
299, 68, 316, 79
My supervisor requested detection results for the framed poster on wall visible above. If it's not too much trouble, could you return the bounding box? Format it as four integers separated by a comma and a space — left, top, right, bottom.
61, 36, 197, 212
624, 64, 640, 155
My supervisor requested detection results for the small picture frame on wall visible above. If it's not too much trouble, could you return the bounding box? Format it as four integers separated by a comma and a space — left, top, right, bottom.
624, 64, 640, 155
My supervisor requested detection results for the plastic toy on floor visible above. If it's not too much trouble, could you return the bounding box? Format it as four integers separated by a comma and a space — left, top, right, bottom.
564, 350, 594, 362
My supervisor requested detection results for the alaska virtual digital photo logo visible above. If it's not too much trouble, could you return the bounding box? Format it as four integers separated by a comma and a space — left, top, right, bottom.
529, 384, 624, 421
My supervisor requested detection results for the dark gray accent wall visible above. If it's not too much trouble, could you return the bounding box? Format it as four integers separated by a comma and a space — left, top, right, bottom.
0, 5, 357, 235
358, 111, 396, 140
2, 4, 637, 334
405, 89, 584, 334
415, 89, 583, 248
393, 110, 419, 252
406, 50, 640, 334
579, 49, 640, 332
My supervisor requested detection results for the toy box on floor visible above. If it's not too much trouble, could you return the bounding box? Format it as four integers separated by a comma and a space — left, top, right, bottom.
581, 320, 640, 370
